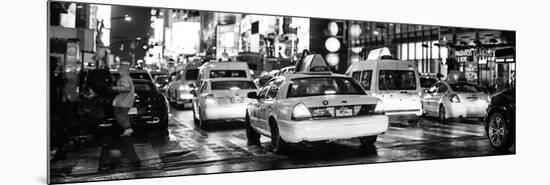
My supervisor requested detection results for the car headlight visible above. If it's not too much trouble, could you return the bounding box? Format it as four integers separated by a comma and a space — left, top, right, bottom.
374, 99, 385, 114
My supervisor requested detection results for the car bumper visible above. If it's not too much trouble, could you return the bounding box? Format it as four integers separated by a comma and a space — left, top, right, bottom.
385, 109, 422, 119
176, 94, 194, 104
277, 115, 389, 143
203, 103, 247, 120
100, 114, 166, 127
446, 102, 488, 118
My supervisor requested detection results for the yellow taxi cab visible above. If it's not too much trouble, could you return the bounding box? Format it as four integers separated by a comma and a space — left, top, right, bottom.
245, 54, 388, 153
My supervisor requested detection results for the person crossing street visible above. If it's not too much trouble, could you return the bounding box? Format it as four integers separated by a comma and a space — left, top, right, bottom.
112, 62, 135, 137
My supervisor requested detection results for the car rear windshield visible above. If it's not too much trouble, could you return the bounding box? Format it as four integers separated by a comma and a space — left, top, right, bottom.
185, 69, 199, 80
287, 77, 366, 98
420, 78, 437, 88
211, 81, 256, 90
210, 70, 247, 78
449, 83, 484, 93
134, 82, 155, 92
378, 70, 417, 90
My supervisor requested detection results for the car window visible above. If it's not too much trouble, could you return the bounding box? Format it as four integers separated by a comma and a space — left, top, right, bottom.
287, 77, 366, 98
420, 78, 437, 88
210, 70, 247, 78
199, 82, 208, 93
258, 81, 274, 99
267, 79, 284, 100
185, 69, 199, 80
211, 81, 257, 90
351, 71, 361, 82
436, 83, 448, 93
449, 83, 484, 93
360, 70, 373, 90
378, 70, 416, 90
134, 82, 155, 91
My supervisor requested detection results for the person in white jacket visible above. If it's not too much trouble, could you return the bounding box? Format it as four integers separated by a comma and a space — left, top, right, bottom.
111, 63, 135, 137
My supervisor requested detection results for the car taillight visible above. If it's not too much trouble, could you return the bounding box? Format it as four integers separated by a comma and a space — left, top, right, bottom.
353, 105, 362, 116
374, 99, 385, 114
291, 103, 312, 121
449, 94, 461, 103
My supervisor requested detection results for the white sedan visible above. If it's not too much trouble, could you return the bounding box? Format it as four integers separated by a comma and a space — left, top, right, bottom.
245, 74, 388, 154
192, 78, 258, 129
421, 81, 490, 122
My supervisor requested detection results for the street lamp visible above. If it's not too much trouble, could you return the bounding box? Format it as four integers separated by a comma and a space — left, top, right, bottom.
94, 14, 133, 68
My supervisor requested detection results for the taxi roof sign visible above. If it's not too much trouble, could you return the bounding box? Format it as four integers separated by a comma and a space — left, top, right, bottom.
367, 47, 394, 60
294, 54, 333, 74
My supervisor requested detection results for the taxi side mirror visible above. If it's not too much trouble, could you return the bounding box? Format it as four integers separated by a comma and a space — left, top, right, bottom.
247, 92, 259, 99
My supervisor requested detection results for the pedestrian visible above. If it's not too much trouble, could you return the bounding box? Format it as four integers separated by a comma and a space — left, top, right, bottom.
112, 62, 135, 137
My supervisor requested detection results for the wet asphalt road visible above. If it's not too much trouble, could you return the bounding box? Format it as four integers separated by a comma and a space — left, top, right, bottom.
49, 105, 515, 184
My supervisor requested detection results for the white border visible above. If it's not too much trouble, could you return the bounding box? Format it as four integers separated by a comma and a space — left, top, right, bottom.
2, 0, 548, 185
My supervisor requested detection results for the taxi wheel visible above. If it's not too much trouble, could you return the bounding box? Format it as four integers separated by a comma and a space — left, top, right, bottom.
359, 136, 377, 146
487, 112, 514, 152
269, 119, 289, 154
157, 117, 169, 136
245, 114, 260, 146
439, 105, 448, 123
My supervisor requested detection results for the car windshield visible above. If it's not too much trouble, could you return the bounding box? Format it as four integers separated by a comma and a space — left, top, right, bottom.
130, 73, 151, 80
449, 83, 484, 93
154, 76, 168, 84
420, 78, 437, 88
133, 82, 155, 92
210, 70, 247, 78
211, 81, 256, 90
378, 70, 417, 90
287, 77, 366, 98
185, 69, 199, 80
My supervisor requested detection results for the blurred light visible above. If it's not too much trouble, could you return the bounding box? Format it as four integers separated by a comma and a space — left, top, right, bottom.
124, 14, 132, 22
328, 21, 339, 36
373, 31, 379, 35
351, 47, 363, 54
351, 54, 360, 63
143, 45, 148, 49
325, 37, 341, 52
349, 24, 362, 38
230, 87, 240, 91
115, 56, 120, 62
326, 53, 339, 66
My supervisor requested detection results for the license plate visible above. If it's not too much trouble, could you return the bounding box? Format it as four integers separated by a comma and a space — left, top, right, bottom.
336, 106, 352, 117
231, 97, 244, 103
128, 107, 138, 115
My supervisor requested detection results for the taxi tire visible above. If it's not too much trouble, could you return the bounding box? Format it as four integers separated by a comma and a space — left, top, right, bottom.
439, 105, 448, 124
157, 117, 169, 136
245, 114, 261, 146
359, 136, 377, 146
269, 119, 289, 154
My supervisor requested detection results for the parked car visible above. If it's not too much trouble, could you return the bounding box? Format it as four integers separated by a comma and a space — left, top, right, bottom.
485, 88, 515, 151
99, 77, 170, 135
111, 68, 154, 82
421, 81, 490, 123
166, 64, 200, 109
246, 54, 388, 154
346, 53, 422, 123
192, 78, 258, 129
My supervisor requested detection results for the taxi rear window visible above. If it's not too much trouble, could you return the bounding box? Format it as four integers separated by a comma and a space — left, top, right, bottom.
287, 77, 365, 98
210, 70, 247, 78
378, 70, 416, 90
211, 81, 256, 90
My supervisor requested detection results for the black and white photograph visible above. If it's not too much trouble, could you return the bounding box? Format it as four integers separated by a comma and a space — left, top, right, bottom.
45, 0, 521, 184
2, 0, 548, 185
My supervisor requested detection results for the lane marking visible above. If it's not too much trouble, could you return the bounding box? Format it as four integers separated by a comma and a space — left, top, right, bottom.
384, 132, 427, 141
421, 130, 461, 138
133, 143, 162, 169
388, 126, 408, 131
70, 147, 102, 175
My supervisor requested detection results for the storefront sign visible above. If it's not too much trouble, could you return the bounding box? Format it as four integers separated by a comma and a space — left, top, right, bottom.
455, 49, 473, 57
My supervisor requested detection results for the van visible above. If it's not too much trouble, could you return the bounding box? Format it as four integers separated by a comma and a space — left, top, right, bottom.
166, 63, 201, 108
345, 52, 422, 122
197, 61, 253, 87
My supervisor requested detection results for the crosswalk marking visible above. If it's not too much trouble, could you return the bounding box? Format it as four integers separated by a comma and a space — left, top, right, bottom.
133, 143, 162, 169
70, 147, 102, 175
